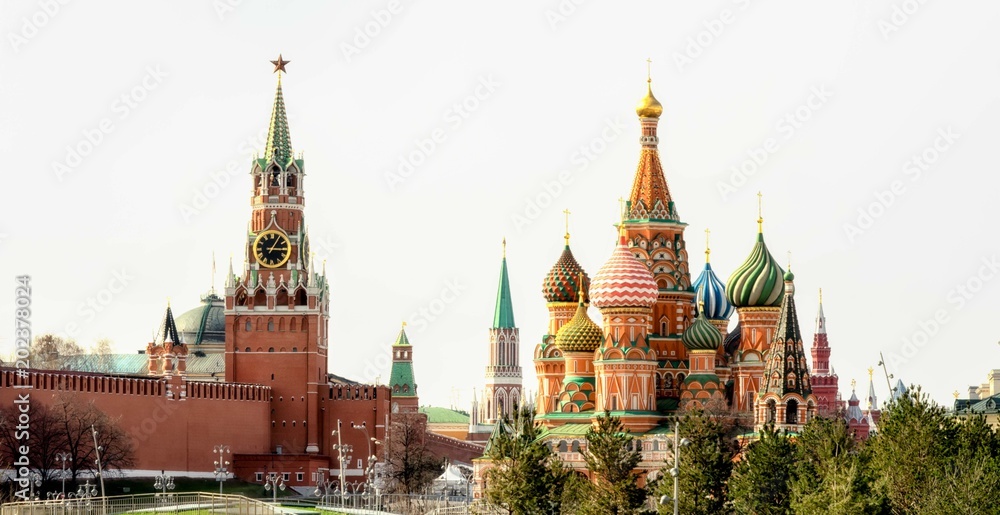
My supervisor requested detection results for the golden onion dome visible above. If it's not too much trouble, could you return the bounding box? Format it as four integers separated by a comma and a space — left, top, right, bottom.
636, 81, 663, 119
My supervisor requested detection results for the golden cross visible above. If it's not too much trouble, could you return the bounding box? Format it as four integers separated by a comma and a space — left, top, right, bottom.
646, 58, 652, 83
787, 250, 792, 271
502, 237, 506, 259
867, 367, 874, 379
851, 379, 856, 390
819, 287, 823, 304
618, 197, 626, 221
756, 191, 763, 232
401, 321, 407, 329
704, 228, 711, 262
563, 209, 571, 246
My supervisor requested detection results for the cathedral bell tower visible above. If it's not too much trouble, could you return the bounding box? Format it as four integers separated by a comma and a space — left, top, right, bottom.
224, 56, 330, 455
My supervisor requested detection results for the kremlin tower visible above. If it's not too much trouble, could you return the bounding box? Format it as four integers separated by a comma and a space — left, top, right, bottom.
389, 324, 419, 413
479, 240, 523, 424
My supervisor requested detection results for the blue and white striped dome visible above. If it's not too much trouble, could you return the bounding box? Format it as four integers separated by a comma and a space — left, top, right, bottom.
693, 262, 734, 321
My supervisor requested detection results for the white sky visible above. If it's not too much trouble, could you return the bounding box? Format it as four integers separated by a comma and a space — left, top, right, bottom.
2, 1, 1000, 411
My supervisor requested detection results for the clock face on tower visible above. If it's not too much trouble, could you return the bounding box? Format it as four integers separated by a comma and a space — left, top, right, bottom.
253, 230, 291, 268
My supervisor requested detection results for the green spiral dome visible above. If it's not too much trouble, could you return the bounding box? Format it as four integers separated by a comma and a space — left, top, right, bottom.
725, 232, 785, 308
682, 312, 723, 351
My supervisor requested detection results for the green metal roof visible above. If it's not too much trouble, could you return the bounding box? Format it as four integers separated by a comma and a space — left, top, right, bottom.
393, 327, 411, 346
420, 406, 471, 424
493, 256, 516, 328
264, 80, 294, 167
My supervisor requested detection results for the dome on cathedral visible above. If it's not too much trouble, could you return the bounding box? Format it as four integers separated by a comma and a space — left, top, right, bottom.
682, 311, 723, 351
174, 293, 226, 345
693, 262, 734, 321
554, 298, 604, 353
590, 235, 658, 310
636, 82, 663, 119
725, 232, 784, 308
543, 245, 590, 303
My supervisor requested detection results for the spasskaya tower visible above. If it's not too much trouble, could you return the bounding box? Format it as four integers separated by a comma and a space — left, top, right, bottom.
224, 56, 330, 454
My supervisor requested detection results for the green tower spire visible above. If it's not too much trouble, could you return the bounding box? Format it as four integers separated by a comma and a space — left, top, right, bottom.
389, 323, 417, 397
493, 238, 516, 329
264, 56, 293, 167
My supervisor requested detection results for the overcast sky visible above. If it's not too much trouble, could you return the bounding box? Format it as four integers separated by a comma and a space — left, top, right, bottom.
2, 1, 999, 411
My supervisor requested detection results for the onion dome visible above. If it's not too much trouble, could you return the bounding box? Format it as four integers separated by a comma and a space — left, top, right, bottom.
725, 232, 785, 308
543, 245, 590, 303
554, 275, 604, 352
636, 80, 663, 119
682, 306, 723, 351
693, 233, 734, 320
590, 231, 659, 309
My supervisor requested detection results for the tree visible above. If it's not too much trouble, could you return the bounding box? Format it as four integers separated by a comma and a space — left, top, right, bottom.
29, 334, 84, 369
579, 412, 645, 515
790, 416, 883, 514
50, 393, 136, 482
483, 407, 569, 514
728, 423, 795, 515
0, 402, 68, 483
655, 409, 739, 515
385, 413, 441, 496
866, 386, 957, 513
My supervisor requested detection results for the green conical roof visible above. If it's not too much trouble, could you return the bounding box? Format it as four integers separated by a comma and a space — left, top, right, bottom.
493, 252, 516, 329
264, 79, 293, 167
389, 326, 416, 397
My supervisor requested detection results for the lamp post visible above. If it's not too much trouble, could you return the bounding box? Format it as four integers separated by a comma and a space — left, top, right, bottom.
25, 471, 41, 500
212, 445, 231, 495
331, 420, 353, 501
55, 452, 71, 499
263, 472, 285, 504
313, 469, 336, 507
153, 470, 175, 500
659, 421, 691, 515
351, 421, 383, 510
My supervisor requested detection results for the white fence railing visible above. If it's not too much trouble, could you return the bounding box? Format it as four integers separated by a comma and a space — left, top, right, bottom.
0, 492, 278, 515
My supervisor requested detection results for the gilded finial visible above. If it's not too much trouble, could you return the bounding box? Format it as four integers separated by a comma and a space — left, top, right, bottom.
646, 57, 652, 84
636, 60, 663, 118
167, 296, 171, 308
851, 378, 856, 390
867, 367, 874, 380
402, 321, 407, 329
756, 191, 764, 233
563, 209, 571, 246
618, 197, 626, 222
502, 237, 506, 259
577, 271, 587, 306
787, 251, 792, 271
953, 390, 960, 399
819, 288, 823, 304
705, 228, 711, 263
697, 299, 705, 314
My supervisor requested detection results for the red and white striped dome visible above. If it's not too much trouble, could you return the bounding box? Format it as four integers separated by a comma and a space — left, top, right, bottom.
590, 237, 658, 309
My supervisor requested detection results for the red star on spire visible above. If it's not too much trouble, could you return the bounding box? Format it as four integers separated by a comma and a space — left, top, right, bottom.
270, 55, 290, 74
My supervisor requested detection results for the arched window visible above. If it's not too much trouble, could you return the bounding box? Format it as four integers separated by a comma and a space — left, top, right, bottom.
766, 400, 777, 423
786, 399, 799, 425
267, 319, 274, 331
245, 320, 251, 332
268, 347, 275, 353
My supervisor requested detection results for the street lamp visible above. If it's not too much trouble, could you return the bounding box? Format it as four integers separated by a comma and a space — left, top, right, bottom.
659, 421, 691, 515
91, 425, 106, 500
71, 479, 98, 509
212, 445, 231, 495
351, 421, 383, 510
331, 420, 353, 501
313, 469, 337, 507
55, 452, 71, 499
263, 472, 285, 504
153, 470, 175, 501
25, 471, 41, 500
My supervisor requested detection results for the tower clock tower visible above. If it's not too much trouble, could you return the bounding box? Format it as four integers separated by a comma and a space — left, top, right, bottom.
224, 56, 329, 454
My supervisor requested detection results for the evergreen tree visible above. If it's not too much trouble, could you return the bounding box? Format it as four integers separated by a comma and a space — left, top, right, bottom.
483, 407, 568, 514
728, 423, 795, 515
924, 414, 1000, 514
579, 412, 646, 515
867, 386, 957, 513
790, 416, 883, 514
654, 409, 737, 514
